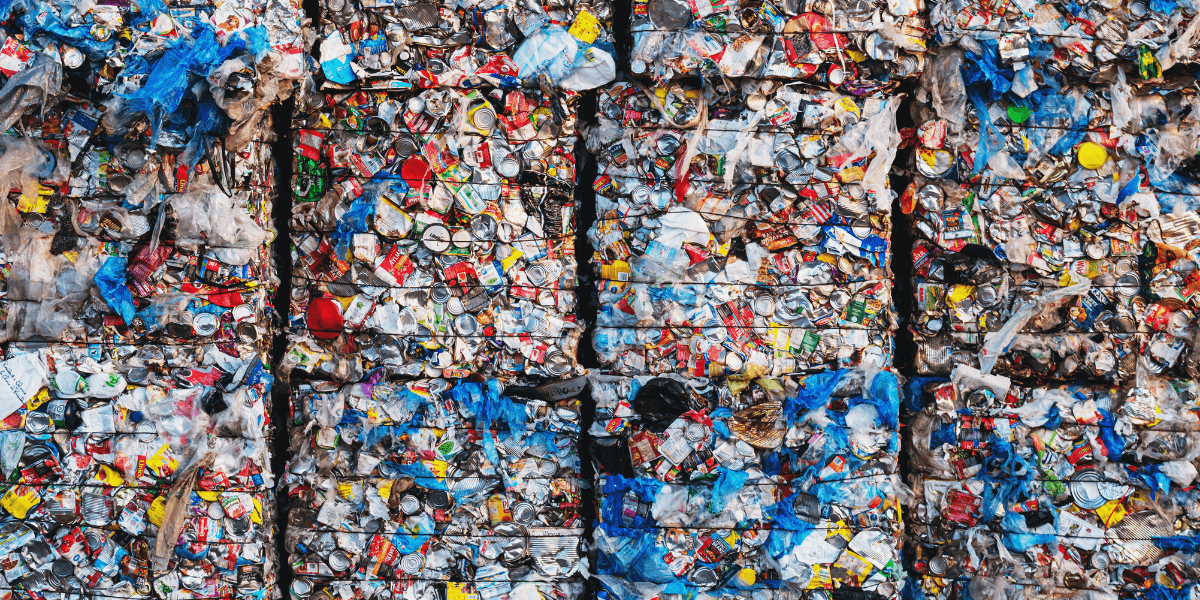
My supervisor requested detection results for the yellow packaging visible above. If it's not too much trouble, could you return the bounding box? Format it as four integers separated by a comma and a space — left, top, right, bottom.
806, 564, 833, 589
500, 249, 524, 272
26, 389, 48, 411
148, 496, 167, 526
487, 494, 511, 525
568, 9, 600, 44
0, 486, 39, 519
1096, 499, 1127, 527
948, 284, 975, 305
146, 444, 179, 479
95, 465, 124, 486
424, 460, 448, 479
447, 583, 481, 600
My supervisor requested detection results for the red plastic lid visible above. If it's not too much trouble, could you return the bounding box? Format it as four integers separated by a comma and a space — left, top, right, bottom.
307, 297, 344, 340
401, 156, 432, 188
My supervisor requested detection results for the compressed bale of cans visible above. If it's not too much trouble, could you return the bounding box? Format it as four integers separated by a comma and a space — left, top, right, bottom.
904, 5, 1200, 380
284, 84, 587, 381
588, 368, 906, 599
0, 343, 279, 599
310, 0, 618, 90
586, 0, 925, 595
280, 376, 587, 600
627, 0, 927, 84
0, 0, 301, 595
904, 3, 1200, 597
282, 0, 599, 598
905, 371, 1200, 600
586, 79, 902, 377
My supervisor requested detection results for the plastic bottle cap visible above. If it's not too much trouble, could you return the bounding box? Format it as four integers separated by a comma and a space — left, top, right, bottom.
129, 411, 143, 423
1006, 105, 1031, 124
737, 568, 756, 586
401, 157, 431, 188
1078, 142, 1109, 170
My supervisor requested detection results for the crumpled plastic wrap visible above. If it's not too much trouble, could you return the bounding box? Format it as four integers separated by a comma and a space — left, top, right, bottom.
905, 28, 1200, 382
0, 0, 302, 596
590, 368, 906, 597
0, 341, 278, 599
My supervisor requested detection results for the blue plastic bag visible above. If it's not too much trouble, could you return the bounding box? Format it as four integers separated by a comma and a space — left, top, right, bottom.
94, 257, 136, 326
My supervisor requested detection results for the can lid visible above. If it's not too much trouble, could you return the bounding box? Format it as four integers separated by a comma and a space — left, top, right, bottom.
471, 214, 498, 240
25, 412, 51, 433
496, 156, 520, 178
689, 566, 718, 586
454, 314, 478, 336
470, 106, 496, 131
431, 283, 452, 304
51, 559, 74, 579
400, 494, 422, 515
928, 556, 947, 575
400, 553, 424, 574
512, 502, 535, 524
62, 46, 84, 69
208, 502, 226, 520
451, 228, 473, 248
421, 225, 451, 253
291, 579, 313, 599
427, 490, 451, 510
1069, 470, 1106, 509
193, 312, 218, 337
327, 550, 352, 572
725, 352, 744, 373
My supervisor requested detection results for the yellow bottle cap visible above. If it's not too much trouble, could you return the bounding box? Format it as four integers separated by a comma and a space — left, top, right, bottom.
1078, 142, 1109, 170
738, 568, 757, 586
